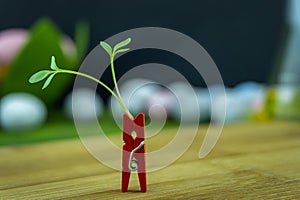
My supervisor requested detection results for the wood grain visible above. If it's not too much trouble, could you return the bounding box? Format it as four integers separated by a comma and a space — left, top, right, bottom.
0, 121, 299, 199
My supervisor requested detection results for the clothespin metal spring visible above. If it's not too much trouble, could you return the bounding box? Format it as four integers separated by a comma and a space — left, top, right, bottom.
128, 141, 145, 171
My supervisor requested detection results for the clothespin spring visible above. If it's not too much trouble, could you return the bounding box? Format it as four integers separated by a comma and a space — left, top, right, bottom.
128, 141, 145, 171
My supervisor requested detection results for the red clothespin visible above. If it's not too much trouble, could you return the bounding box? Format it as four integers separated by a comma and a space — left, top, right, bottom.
122, 113, 147, 192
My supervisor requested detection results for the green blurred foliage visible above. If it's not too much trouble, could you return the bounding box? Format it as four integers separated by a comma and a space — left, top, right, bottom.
264, 88, 277, 119
74, 20, 90, 63
1, 18, 89, 108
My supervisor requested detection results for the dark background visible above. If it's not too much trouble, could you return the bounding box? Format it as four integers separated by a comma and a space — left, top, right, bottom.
0, 0, 287, 87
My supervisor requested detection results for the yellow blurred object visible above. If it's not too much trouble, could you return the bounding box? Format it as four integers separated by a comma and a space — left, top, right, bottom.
253, 87, 277, 122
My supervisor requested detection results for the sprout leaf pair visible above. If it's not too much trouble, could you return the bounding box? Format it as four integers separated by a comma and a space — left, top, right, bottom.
28, 56, 59, 89
100, 37, 131, 57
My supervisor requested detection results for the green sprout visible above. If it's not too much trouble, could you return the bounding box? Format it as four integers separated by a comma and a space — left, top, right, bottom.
29, 38, 133, 119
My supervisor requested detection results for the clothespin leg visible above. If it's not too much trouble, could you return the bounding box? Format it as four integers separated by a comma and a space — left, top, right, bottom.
135, 113, 147, 192
122, 114, 134, 192
136, 147, 146, 192
138, 173, 146, 192
122, 150, 131, 192
122, 171, 131, 192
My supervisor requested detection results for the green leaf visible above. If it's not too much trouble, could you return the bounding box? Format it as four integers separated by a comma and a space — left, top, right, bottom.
113, 38, 131, 53
100, 41, 112, 56
29, 70, 53, 83
50, 56, 59, 70
74, 20, 89, 63
42, 73, 56, 89
114, 48, 130, 55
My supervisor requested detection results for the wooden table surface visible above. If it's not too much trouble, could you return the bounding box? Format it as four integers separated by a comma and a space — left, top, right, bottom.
0, 121, 299, 199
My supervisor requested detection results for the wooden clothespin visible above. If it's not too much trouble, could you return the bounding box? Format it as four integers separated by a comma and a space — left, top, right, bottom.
122, 113, 147, 192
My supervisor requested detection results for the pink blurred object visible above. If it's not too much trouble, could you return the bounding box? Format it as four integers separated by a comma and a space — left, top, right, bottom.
0, 29, 28, 67
0, 29, 76, 68
61, 35, 76, 59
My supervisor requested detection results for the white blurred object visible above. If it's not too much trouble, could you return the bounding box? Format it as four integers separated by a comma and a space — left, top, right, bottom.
109, 78, 160, 119
64, 88, 103, 122
0, 93, 47, 132
128, 82, 160, 116
110, 79, 169, 136
109, 95, 125, 121
234, 82, 266, 114
276, 85, 296, 105
194, 87, 211, 122
210, 86, 234, 123
212, 88, 245, 124
168, 82, 199, 124
279, 0, 300, 84
274, 85, 300, 118
212, 82, 266, 124
146, 88, 177, 121
288, 0, 300, 29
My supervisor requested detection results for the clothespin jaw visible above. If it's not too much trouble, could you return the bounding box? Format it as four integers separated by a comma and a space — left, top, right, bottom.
122, 113, 146, 192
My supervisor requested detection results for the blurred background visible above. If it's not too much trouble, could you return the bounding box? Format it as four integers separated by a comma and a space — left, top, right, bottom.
0, 0, 299, 146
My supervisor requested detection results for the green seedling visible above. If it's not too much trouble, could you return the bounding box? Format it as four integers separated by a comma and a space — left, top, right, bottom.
29, 38, 133, 119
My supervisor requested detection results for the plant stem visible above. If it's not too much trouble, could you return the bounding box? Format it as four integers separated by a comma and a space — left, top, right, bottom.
58, 69, 133, 119
110, 55, 122, 100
